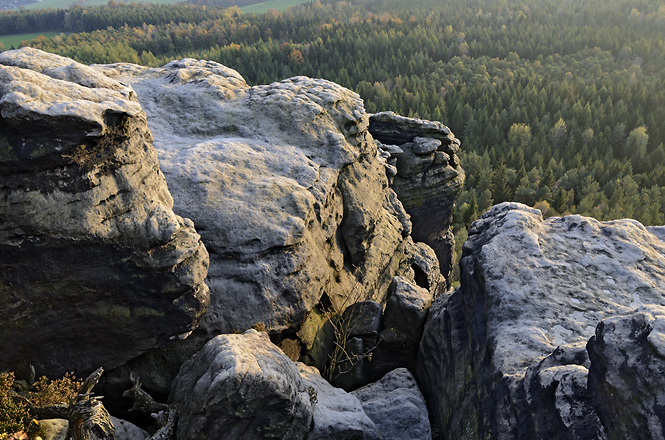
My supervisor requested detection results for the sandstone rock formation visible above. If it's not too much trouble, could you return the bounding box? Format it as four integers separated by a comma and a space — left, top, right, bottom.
417, 202, 665, 439
0, 48, 209, 377
170, 330, 313, 440
369, 111, 464, 281
171, 328, 431, 440
298, 363, 381, 440
93, 61, 438, 340
587, 305, 665, 439
351, 368, 432, 440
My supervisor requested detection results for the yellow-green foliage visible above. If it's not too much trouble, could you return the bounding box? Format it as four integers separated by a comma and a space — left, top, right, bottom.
0, 373, 29, 439
0, 371, 82, 440
30, 372, 82, 408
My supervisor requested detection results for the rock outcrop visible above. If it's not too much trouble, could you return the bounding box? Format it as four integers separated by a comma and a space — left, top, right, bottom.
0, 48, 209, 377
351, 368, 432, 440
298, 363, 381, 440
369, 111, 464, 281
417, 202, 665, 439
587, 305, 665, 439
171, 330, 313, 440
93, 61, 440, 340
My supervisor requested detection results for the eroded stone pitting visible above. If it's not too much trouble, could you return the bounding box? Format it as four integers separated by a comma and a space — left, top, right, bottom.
97, 58, 438, 336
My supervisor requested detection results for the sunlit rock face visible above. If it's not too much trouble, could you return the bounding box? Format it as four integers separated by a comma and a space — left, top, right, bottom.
0, 48, 209, 377
417, 202, 665, 439
97, 59, 445, 338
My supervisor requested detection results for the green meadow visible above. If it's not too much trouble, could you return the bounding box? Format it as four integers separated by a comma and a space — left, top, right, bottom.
0, 32, 60, 48
240, 0, 309, 13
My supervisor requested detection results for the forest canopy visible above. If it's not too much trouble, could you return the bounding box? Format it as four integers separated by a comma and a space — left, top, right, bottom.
2, 0, 664, 278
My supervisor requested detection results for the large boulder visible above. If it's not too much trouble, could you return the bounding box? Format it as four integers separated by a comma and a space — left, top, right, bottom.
369, 111, 464, 281
95, 61, 428, 338
298, 364, 381, 440
417, 202, 665, 439
0, 48, 209, 377
170, 330, 313, 440
351, 368, 432, 440
371, 276, 434, 379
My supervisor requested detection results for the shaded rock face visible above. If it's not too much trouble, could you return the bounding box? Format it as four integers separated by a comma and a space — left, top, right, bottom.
0, 48, 209, 377
171, 330, 313, 440
417, 202, 665, 439
298, 363, 381, 440
351, 368, 432, 440
587, 305, 665, 439
369, 111, 464, 281
371, 275, 435, 380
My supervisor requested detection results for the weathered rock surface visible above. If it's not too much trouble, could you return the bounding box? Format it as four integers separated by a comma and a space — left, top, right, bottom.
371, 276, 434, 379
111, 416, 149, 440
351, 368, 432, 440
417, 202, 665, 439
0, 48, 209, 377
170, 330, 313, 440
369, 111, 464, 281
94, 61, 432, 339
588, 305, 665, 440
298, 364, 381, 440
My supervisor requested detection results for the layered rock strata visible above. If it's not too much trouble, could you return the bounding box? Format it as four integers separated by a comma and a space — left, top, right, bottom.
417, 202, 665, 439
0, 48, 209, 377
369, 111, 464, 281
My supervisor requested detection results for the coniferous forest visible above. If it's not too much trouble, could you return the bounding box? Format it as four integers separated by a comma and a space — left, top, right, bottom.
2, 0, 664, 278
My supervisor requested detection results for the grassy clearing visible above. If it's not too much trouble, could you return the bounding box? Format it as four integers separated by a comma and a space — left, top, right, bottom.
0, 32, 60, 48
241, 0, 309, 14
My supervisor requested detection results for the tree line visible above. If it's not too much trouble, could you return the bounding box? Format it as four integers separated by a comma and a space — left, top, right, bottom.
2, 0, 664, 279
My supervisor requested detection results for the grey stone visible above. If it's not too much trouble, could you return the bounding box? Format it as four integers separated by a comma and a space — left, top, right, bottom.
298, 363, 381, 440
352, 368, 432, 440
417, 202, 665, 439
0, 48, 209, 377
369, 111, 455, 152
170, 330, 313, 440
111, 416, 149, 440
341, 300, 383, 338
372, 276, 433, 378
412, 137, 441, 155
369, 112, 464, 282
648, 225, 665, 242
588, 305, 665, 439
97, 61, 418, 337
